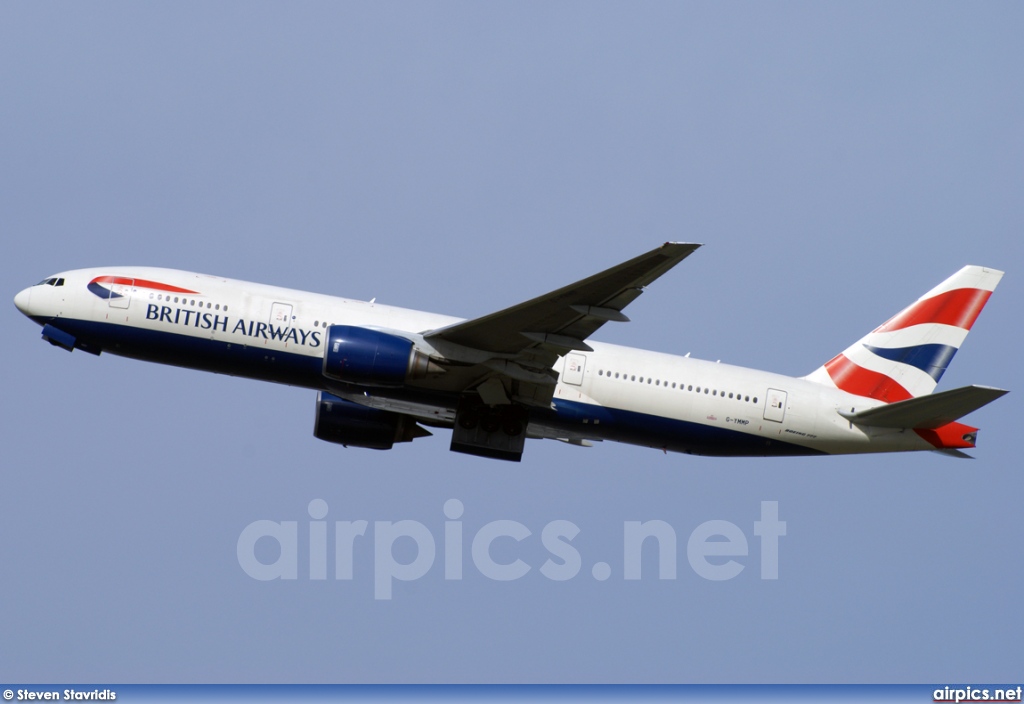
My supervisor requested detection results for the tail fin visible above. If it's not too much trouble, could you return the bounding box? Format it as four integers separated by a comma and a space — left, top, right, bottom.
804, 265, 1003, 402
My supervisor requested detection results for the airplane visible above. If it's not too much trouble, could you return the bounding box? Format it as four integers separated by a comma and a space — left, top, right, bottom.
13, 243, 1007, 462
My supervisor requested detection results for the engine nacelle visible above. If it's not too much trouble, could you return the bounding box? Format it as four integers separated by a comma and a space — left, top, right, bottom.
322, 325, 438, 387
314, 392, 430, 450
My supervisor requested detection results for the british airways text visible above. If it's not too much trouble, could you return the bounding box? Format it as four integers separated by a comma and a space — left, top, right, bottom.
145, 304, 322, 347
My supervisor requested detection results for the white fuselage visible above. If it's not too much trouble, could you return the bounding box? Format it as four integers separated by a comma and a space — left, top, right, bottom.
15, 266, 945, 457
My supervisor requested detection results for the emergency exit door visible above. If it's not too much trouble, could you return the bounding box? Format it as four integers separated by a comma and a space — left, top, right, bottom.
270, 302, 293, 329
563, 353, 586, 386
763, 388, 787, 423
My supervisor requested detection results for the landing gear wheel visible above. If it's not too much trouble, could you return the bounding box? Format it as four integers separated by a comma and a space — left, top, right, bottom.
480, 412, 501, 433
501, 414, 524, 437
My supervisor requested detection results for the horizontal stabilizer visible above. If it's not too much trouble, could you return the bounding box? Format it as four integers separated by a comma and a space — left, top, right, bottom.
839, 385, 1008, 429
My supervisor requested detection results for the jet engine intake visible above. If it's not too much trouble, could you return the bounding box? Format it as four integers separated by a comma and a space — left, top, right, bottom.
314, 392, 431, 450
322, 325, 441, 387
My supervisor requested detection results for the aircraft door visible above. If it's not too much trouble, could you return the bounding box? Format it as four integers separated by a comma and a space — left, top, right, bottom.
562, 353, 586, 386
270, 302, 293, 330
108, 278, 133, 309
763, 388, 787, 423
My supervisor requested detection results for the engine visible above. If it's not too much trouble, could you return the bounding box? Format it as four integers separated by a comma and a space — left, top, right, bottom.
314, 392, 431, 450
322, 325, 440, 387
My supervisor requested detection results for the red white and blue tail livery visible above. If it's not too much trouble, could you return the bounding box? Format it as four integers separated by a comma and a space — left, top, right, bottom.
14, 246, 1007, 462
806, 265, 1001, 402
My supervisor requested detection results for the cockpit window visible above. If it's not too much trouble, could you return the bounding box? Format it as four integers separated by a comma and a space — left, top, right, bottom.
34, 277, 65, 287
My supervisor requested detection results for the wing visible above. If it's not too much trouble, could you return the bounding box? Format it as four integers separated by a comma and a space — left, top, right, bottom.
416, 242, 701, 405
425, 242, 700, 354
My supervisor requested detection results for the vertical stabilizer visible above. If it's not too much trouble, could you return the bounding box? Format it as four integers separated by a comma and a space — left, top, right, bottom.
804, 265, 1003, 402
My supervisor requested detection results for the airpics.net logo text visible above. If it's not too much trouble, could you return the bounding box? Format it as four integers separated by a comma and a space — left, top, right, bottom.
237, 500, 786, 599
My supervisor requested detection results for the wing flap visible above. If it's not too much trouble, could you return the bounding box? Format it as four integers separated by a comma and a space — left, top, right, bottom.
839, 384, 1008, 429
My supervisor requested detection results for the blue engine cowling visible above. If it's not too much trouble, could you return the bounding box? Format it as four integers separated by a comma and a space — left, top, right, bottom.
322, 325, 437, 387
314, 392, 431, 450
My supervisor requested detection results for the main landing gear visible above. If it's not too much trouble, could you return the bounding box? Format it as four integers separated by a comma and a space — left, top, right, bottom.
450, 398, 528, 462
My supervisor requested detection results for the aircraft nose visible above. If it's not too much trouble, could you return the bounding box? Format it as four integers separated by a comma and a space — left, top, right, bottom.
14, 287, 32, 316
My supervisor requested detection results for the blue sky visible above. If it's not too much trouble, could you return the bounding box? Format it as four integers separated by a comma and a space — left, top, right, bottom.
1, 2, 1021, 683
